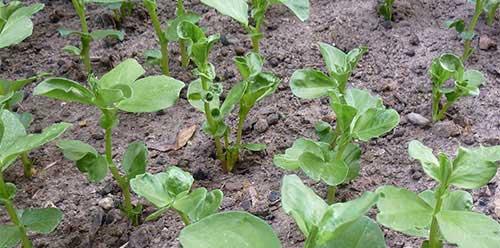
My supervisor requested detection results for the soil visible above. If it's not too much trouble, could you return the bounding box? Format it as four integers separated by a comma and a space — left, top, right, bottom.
1, 0, 499, 247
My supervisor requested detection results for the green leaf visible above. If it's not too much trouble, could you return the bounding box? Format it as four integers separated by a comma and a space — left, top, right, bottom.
344, 88, 382, 114
165, 12, 201, 41
179, 211, 282, 248
243, 143, 266, 151
0, 182, 16, 201
436, 210, 500, 248
445, 19, 466, 33
418, 190, 473, 211
276, 0, 310, 21
173, 188, 223, 223
0, 109, 27, 153
299, 152, 349, 186
130, 167, 194, 208
240, 72, 280, 112
234, 52, 264, 80
117, 75, 184, 113
331, 103, 357, 133
316, 192, 381, 246
0, 122, 71, 171
290, 69, 336, 99
273, 138, 324, 170
57, 28, 84, 37
319, 42, 348, 75
219, 81, 246, 118
33, 77, 95, 105
62, 45, 81, 56
200, 0, 249, 25
21, 208, 63, 234
57, 140, 97, 161
376, 186, 433, 237
75, 154, 108, 182
352, 108, 399, 141
187, 79, 220, 113
0, 12, 37, 49
144, 49, 161, 65
281, 174, 328, 236
408, 140, 440, 182
122, 141, 148, 180
0, 225, 20, 248
317, 216, 386, 248
98, 59, 145, 89
449, 146, 500, 189
90, 29, 124, 41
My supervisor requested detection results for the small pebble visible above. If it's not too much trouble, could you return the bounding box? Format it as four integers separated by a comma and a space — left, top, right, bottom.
432, 120, 461, 138
234, 46, 246, 56
407, 113, 430, 127
254, 118, 269, 133
479, 35, 497, 50
98, 197, 114, 210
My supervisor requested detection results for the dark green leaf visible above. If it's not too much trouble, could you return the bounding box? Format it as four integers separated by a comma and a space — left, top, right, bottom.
290, 69, 336, 99
21, 208, 63, 234
122, 141, 148, 180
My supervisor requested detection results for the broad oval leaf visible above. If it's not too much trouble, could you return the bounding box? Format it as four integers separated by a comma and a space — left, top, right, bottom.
57, 140, 98, 161
276, 0, 310, 21
317, 216, 386, 248
436, 210, 500, 248
290, 69, 336, 99
179, 211, 282, 248
0, 109, 26, 152
90, 29, 124, 41
200, 0, 249, 25
0, 225, 20, 248
376, 186, 433, 237
122, 141, 148, 180
418, 190, 473, 211
344, 88, 382, 114
408, 140, 440, 182
299, 152, 348, 186
33, 77, 95, 105
117, 75, 185, 113
273, 138, 324, 170
281, 174, 328, 236
21, 208, 63, 234
449, 146, 500, 189
98, 59, 145, 89
352, 108, 399, 141
0, 2, 44, 49
172, 188, 223, 223
187, 79, 220, 113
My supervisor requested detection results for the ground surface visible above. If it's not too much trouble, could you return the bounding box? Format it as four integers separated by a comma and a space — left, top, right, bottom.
1, 0, 499, 247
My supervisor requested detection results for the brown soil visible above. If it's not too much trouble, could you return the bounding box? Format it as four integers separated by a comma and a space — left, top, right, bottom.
1, 0, 499, 247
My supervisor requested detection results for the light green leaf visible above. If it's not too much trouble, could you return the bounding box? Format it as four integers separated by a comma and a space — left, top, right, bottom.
319, 42, 348, 76
449, 146, 500, 189
0, 109, 26, 153
57, 140, 97, 161
200, 0, 249, 25
21, 208, 63, 234
331, 103, 357, 133
179, 211, 282, 248
57, 28, 83, 37
117, 75, 184, 113
281, 174, 328, 236
173, 188, 223, 223
376, 186, 433, 237
437, 210, 500, 248
122, 141, 148, 180
33, 77, 95, 105
187, 79, 220, 113
418, 190, 472, 211
62, 45, 81, 56
0, 182, 16, 201
0, 225, 20, 248
299, 152, 349, 186
234, 52, 264, 80
408, 140, 440, 182
165, 12, 201, 41
243, 143, 266, 151
344, 88, 383, 114
0, 17, 32, 49
219, 81, 246, 118
317, 216, 386, 248
276, 0, 310, 21
352, 108, 399, 141
75, 154, 108, 182
0, 122, 71, 171
290, 69, 336, 99
273, 138, 323, 170
90, 29, 124, 41
98, 59, 145, 89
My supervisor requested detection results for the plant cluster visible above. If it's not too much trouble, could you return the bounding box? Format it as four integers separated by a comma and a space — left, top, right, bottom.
274, 43, 400, 203
0, 1, 44, 49
378, 0, 395, 21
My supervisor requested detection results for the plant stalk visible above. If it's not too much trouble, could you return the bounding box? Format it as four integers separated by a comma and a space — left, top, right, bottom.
72, 0, 92, 74
462, 0, 484, 61
428, 184, 447, 248
431, 87, 442, 122
145, 0, 170, 76
0, 173, 32, 248
21, 152, 33, 178
326, 186, 337, 204
176, 0, 189, 68
104, 127, 138, 225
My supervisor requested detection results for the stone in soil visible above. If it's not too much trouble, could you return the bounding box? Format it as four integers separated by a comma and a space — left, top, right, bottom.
479, 35, 497, 50
254, 118, 269, 133
432, 120, 461, 138
406, 112, 430, 127
98, 197, 114, 210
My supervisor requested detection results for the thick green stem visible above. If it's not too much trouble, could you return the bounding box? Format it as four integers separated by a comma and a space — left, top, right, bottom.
104, 127, 138, 225
176, 0, 189, 68
428, 184, 447, 248
435, 101, 453, 122
225, 111, 248, 172
145, 0, 170, 76
326, 186, 337, 204
177, 210, 191, 225
21, 152, 33, 178
0, 174, 32, 248
462, 0, 484, 61
431, 88, 442, 122
72, 0, 91, 74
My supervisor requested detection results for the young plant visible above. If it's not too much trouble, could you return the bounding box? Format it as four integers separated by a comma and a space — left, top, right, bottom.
93, 0, 135, 24
274, 43, 399, 203
180, 22, 280, 171
143, 0, 200, 75
58, 0, 125, 74
179, 212, 281, 248
446, 0, 485, 60
0, 1, 44, 49
483, 0, 500, 25
33, 59, 184, 225
282, 175, 386, 248
378, 0, 395, 21
429, 53, 485, 122
200, 0, 310, 52
0, 109, 70, 248
376, 140, 500, 248
130, 166, 223, 224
